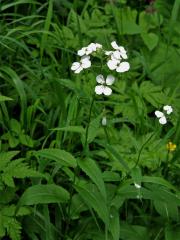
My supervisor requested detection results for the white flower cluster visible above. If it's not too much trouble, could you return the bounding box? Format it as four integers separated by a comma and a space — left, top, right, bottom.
106, 41, 130, 73
71, 43, 102, 74
71, 41, 130, 74
155, 105, 173, 125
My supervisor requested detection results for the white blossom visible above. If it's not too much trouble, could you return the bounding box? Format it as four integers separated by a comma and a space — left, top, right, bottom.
107, 59, 130, 72
155, 110, 167, 125
102, 116, 107, 126
77, 43, 102, 56
163, 105, 173, 115
111, 41, 128, 59
134, 182, 141, 189
95, 74, 115, 96
71, 56, 91, 74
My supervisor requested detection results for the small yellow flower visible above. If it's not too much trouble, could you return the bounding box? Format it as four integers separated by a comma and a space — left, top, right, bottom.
166, 141, 176, 152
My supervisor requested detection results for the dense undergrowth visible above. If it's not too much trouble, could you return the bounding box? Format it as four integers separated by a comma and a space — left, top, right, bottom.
0, 0, 180, 239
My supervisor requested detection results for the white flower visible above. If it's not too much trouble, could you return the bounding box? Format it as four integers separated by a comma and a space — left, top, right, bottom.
111, 41, 128, 59
134, 182, 141, 189
102, 116, 107, 126
107, 59, 130, 72
163, 105, 173, 115
155, 111, 167, 125
77, 43, 102, 56
71, 56, 91, 74
95, 74, 115, 96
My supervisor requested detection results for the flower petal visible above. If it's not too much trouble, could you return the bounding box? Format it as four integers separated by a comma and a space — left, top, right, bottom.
95, 43, 102, 49
163, 105, 173, 115
96, 74, 105, 84
82, 60, 91, 69
77, 47, 86, 56
74, 66, 83, 74
71, 62, 80, 71
106, 75, 115, 85
103, 86, 112, 96
155, 111, 164, 118
112, 50, 121, 60
107, 59, 118, 70
111, 41, 119, 50
159, 116, 167, 125
95, 85, 104, 95
116, 62, 130, 72
81, 55, 90, 61
105, 51, 112, 56
88, 43, 96, 52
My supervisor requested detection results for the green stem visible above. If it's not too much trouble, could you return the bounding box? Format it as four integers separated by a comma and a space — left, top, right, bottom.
84, 95, 95, 154
133, 132, 155, 169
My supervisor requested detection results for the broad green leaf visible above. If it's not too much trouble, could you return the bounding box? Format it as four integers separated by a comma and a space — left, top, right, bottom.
18, 184, 70, 207
78, 158, 107, 200
75, 181, 109, 225
141, 176, 177, 191
120, 223, 150, 240
141, 32, 159, 51
154, 200, 179, 221
35, 148, 77, 167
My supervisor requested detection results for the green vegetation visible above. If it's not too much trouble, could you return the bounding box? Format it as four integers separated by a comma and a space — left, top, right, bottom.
0, 0, 180, 239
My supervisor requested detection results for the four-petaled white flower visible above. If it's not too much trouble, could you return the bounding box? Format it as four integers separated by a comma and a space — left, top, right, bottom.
71, 56, 91, 74
95, 74, 115, 96
77, 43, 102, 56
111, 41, 128, 59
163, 105, 173, 115
155, 111, 167, 125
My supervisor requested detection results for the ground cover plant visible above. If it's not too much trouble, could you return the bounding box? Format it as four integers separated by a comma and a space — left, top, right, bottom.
0, 0, 180, 239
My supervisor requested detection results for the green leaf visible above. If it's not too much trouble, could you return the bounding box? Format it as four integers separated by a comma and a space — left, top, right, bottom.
0, 95, 13, 102
18, 184, 70, 207
165, 225, 180, 240
141, 176, 177, 191
75, 181, 109, 225
105, 144, 130, 172
19, 133, 34, 147
52, 126, 85, 134
35, 148, 77, 168
141, 32, 159, 51
78, 158, 107, 200
140, 81, 166, 107
154, 200, 179, 221
10, 119, 21, 134
87, 115, 101, 144
109, 207, 120, 240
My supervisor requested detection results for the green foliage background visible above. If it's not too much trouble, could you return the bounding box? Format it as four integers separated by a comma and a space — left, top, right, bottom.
0, 0, 180, 239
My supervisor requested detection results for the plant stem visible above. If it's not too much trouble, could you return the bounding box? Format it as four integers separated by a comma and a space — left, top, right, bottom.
84, 95, 95, 154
